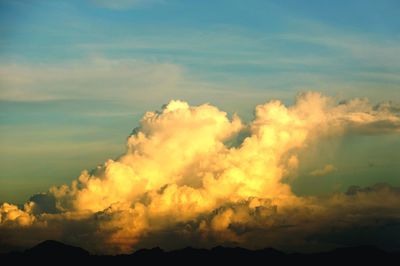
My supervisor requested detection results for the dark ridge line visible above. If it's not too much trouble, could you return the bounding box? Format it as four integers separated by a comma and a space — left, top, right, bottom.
1, 240, 399, 263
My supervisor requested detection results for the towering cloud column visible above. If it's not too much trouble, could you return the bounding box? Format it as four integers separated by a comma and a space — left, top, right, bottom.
1, 92, 400, 254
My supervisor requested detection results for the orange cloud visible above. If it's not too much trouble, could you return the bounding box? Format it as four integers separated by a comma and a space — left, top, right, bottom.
309, 164, 337, 177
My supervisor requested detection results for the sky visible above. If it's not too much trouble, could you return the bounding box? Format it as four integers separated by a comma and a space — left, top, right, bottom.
0, 0, 400, 254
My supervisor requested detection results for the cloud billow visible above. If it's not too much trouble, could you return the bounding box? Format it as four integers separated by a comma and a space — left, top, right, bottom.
1, 92, 400, 254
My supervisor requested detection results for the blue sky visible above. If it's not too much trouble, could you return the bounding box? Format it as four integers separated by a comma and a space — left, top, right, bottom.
1, 0, 399, 202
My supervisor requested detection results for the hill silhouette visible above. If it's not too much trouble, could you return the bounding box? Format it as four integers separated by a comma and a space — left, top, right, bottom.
24, 240, 90, 257
1, 240, 399, 264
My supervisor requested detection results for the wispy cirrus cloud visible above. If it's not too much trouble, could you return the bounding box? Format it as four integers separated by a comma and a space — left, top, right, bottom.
0, 57, 183, 102
68, 22, 400, 103
90, 0, 162, 10
277, 18, 400, 68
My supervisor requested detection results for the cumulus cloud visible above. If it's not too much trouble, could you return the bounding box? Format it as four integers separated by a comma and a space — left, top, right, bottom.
1, 92, 400, 254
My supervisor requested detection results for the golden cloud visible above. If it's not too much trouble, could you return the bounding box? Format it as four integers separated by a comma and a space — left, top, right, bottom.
1, 92, 400, 254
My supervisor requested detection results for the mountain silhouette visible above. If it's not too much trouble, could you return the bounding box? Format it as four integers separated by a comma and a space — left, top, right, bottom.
1, 240, 399, 264
24, 240, 89, 257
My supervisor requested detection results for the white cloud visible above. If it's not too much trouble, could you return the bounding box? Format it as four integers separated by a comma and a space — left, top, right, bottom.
279, 18, 400, 68
0, 57, 183, 102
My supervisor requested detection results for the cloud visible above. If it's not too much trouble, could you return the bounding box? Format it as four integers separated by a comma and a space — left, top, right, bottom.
1, 92, 400, 254
90, 0, 161, 10
0, 57, 183, 102
0, 202, 35, 227
309, 164, 336, 177
280, 18, 400, 68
